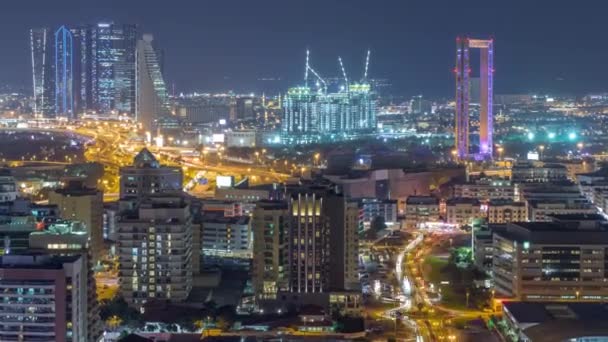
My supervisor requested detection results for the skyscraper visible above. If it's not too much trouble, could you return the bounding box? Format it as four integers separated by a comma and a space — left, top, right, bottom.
136, 34, 170, 131
117, 149, 192, 307
252, 179, 361, 313
454, 37, 494, 160
54, 26, 74, 119
30, 28, 48, 116
93, 22, 137, 115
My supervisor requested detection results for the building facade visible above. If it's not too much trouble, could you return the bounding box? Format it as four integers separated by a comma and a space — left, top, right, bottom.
0, 255, 94, 342
48, 181, 104, 263
405, 196, 440, 229
135, 34, 170, 131
54, 26, 75, 119
492, 221, 608, 301
117, 196, 193, 307
119, 148, 183, 199
487, 199, 527, 224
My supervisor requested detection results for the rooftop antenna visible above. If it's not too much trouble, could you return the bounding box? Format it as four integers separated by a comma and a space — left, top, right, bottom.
363, 49, 371, 82
338, 56, 348, 87
304, 49, 310, 87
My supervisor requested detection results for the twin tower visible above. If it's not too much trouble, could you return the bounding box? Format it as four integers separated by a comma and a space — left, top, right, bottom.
454, 37, 494, 160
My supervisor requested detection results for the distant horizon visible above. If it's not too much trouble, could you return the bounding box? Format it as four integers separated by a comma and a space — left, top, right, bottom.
3, 0, 608, 97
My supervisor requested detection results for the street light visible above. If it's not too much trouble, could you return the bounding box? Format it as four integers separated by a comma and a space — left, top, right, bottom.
538, 145, 545, 160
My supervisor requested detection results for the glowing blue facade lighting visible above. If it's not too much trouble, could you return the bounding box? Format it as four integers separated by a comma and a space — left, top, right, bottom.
527, 132, 535, 141
568, 132, 577, 141
54, 25, 74, 119
548, 132, 556, 139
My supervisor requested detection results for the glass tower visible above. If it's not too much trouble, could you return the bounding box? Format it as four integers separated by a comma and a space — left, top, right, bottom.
54, 26, 74, 119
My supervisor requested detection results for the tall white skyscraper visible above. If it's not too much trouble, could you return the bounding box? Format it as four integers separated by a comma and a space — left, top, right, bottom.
135, 34, 169, 131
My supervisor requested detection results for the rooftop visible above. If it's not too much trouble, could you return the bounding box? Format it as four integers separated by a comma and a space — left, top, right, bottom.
446, 197, 480, 205
0, 254, 81, 270
406, 196, 439, 205
201, 211, 250, 225
255, 199, 288, 210
488, 199, 524, 206
504, 302, 608, 342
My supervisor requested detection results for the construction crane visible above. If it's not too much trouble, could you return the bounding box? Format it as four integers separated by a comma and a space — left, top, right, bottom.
303, 49, 327, 93
338, 56, 349, 87
304, 49, 310, 87
363, 49, 371, 82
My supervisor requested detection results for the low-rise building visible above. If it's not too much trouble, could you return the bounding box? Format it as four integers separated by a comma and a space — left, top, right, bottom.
453, 177, 515, 201
355, 198, 397, 230
199, 211, 251, 259
526, 198, 595, 222
225, 129, 260, 147
502, 301, 608, 342
487, 199, 527, 224
446, 197, 481, 227
512, 161, 568, 183
473, 226, 495, 273
492, 219, 608, 301
405, 196, 439, 229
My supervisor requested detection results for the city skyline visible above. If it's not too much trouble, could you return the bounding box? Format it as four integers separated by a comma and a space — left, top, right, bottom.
2, 0, 608, 95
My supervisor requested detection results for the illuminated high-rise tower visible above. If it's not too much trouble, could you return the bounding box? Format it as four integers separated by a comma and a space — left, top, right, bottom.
135, 34, 169, 131
55, 26, 75, 119
454, 37, 494, 159
30, 28, 49, 116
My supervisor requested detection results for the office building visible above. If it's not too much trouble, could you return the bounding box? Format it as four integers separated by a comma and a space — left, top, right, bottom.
135, 34, 170, 131
577, 168, 608, 204
453, 177, 515, 201
48, 180, 104, 263
492, 220, 608, 301
446, 197, 482, 227
199, 211, 251, 259
226, 130, 261, 147
526, 198, 595, 222
30, 28, 49, 115
455, 37, 494, 160
236, 96, 255, 120
28, 220, 103, 342
405, 196, 440, 229
0, 175, 18, 203
487, 199, 527, 224
357, 198, 398, 230
0, 254, 96, 342
117, 195, 193, 307
96, 22, 137, 115
54, 25, 75, 119
512, 162, 568, 183
252, 180, 360, 313
120, 148, 183, 199
252, 200, 289, 301
502, 302, 608, 342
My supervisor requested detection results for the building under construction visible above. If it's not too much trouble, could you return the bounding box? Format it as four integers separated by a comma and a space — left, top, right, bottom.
282, 50, 377, 144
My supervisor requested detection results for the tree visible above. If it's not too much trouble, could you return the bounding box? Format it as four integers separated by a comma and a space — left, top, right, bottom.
215, 316, 232, 332
371, 216, 387, 232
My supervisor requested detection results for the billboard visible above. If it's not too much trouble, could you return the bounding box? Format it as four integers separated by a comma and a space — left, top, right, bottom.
212, 134, 225, 143
216, 176, 235, 188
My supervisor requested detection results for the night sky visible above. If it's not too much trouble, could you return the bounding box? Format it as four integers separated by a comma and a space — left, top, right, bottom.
2, 0, 607, 97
